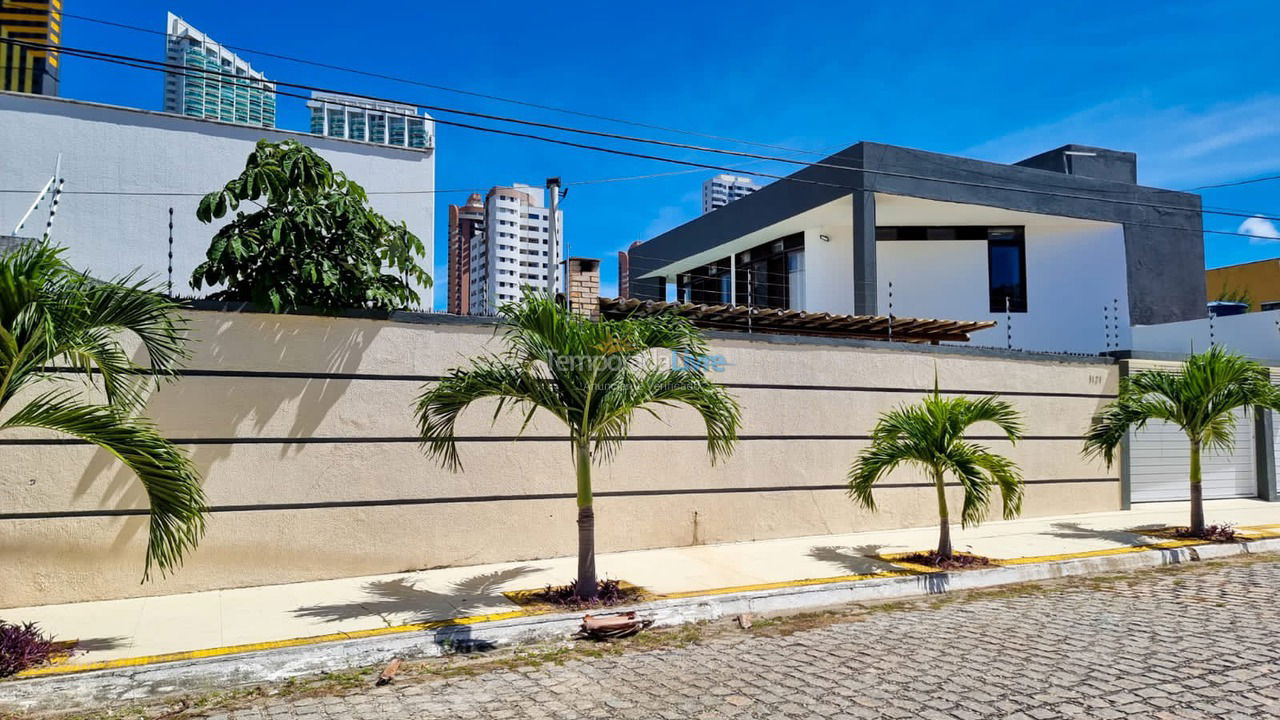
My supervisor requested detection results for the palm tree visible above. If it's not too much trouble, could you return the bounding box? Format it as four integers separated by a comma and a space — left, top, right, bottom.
848, 385, 1025, 559
0, 242, 206, 578
414, 292, 741, 600
1083, 346, 1280, 535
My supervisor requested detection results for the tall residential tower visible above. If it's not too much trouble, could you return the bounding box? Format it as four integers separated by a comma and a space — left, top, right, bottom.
702, 174, 760, 213
0, 0, 60, 95
307, 92, 433, 149
447, 193, 485, 315
163, 13, 276, 128
457, 184, 562, 315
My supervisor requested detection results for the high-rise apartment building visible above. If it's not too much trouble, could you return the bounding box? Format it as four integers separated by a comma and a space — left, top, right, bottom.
461, 184, 562, 315
702, 174, 760, 213
617, 240, 642, 299
163, 13, 276, 128
447, 193, 485, 315
307, 92, 434, 150
0, 0, 60, 95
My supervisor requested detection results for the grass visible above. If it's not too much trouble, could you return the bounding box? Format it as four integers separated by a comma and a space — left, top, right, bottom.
8, 551, 1277, 720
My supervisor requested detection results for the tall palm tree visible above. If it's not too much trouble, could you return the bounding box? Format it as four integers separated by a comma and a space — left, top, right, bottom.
414, 292, 741, 600
848, 385, 1024, 559
1084, 346, 1280, 535
0, 242, 206, 578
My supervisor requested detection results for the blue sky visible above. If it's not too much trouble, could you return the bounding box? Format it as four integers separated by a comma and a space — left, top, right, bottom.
60, 0, 1280, 306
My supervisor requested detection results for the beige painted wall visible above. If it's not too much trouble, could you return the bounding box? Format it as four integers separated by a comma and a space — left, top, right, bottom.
0, 309, 1120, 608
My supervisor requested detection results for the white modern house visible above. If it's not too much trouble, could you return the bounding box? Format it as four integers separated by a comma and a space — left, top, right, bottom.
0, 91, 435, 308
466, 183, 562, 315
631, 142, 1205, 355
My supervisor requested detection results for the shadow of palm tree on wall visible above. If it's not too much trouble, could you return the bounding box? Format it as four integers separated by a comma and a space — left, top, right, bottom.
292, 565, 542, 626
807, 545, 900, 575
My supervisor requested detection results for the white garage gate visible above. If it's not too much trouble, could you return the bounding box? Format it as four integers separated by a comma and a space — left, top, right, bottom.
1128, 408, 1257, 503
1273, 409, 1280, 496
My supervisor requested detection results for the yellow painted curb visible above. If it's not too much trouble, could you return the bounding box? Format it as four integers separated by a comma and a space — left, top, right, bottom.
653, 570, 922, 600
16, 533, 1269, 679
15, 610, 528, 679
997, 538, 1206, 566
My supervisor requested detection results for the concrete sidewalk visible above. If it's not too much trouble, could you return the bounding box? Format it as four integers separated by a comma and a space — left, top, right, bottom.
5, 499, 1279, 675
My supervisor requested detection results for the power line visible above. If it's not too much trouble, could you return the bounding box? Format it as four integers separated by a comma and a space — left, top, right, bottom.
8, 37, 1280, 231
1192, 174, 1280, 191
27, 37, 1280, 227
59, 10, 832, 158
9, 39, 851, 193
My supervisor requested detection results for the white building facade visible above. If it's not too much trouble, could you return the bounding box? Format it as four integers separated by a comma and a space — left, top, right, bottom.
467, 184, 562, 314
702, 174, 760, 214
0, 92, 435, 308
163, 13, 276, 128
633, 143, 1205, 355
306, 92, 434, 150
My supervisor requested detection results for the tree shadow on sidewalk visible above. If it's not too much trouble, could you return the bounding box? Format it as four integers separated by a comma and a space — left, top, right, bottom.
807, 545, 899, 575
1045, 522, 1167, 547
292, 565, 543, 626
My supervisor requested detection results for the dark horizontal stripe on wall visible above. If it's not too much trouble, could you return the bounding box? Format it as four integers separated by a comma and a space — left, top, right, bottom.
41, 367, 1115, 399
0, 434, 1091, 446
722, 382, 1116, 399
0, 477, 1117, 520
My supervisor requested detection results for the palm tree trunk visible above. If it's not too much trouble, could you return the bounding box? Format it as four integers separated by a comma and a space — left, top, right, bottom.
1189, 437, 1205, 536
933, 467, 953, 559
573, 440, 598, 600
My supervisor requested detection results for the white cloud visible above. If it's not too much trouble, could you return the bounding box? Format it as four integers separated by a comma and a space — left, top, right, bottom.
642, 204, 694, 239
1238, 216, 1280, 244
958, 95, 1280, 188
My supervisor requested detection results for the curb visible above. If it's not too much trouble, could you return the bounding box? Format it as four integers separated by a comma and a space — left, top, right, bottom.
4, 537, 1279, 712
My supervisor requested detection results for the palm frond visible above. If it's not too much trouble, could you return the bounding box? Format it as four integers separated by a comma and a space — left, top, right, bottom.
1085, 347, 1280, 462
849, 389, 1026, 530
414, 291, 742, 485
414, 356, 562, 471
1, 391, 206, 579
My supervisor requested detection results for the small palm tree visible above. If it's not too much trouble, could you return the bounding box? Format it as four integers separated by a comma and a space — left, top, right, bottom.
848, 385, 1024, 559
414, 292, 740, 600
0, 242, 206, 578
1084, 346, 1280, 535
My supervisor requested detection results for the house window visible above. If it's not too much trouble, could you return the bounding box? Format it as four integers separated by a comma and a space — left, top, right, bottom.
787, 252, 805, 311
735, 232, 805, 310
987, 229, 1027, 313
677, 258, 732, 305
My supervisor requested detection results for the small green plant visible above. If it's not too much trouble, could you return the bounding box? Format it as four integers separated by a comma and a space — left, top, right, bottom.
191, 139, 430, 313
1214, 284, 1253, 307
848, 381, 1024, 560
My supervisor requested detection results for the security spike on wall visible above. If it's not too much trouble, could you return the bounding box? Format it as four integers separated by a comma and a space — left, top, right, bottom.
167, 207, 175, 297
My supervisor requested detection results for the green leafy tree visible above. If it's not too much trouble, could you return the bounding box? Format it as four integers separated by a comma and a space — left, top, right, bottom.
0, 243, 206, 578
413, 292, 741, 600
191, 139, 430, 313
848, 385, 1024, 559
1084, 347, 1280, 535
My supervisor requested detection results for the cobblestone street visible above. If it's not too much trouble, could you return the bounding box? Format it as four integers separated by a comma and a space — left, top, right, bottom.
199, 558, 1280, 719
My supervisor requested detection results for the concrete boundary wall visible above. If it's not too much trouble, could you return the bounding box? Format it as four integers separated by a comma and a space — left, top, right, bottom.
0, 309, 1121, 608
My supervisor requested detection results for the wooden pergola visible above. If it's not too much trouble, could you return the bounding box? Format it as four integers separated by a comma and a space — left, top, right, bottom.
599, 298, 996, 344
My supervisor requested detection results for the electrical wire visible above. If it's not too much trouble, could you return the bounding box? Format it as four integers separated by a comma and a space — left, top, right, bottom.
58, 10, 836, 158
5, 37, 1278, 237
1192, 175, 1280, 191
